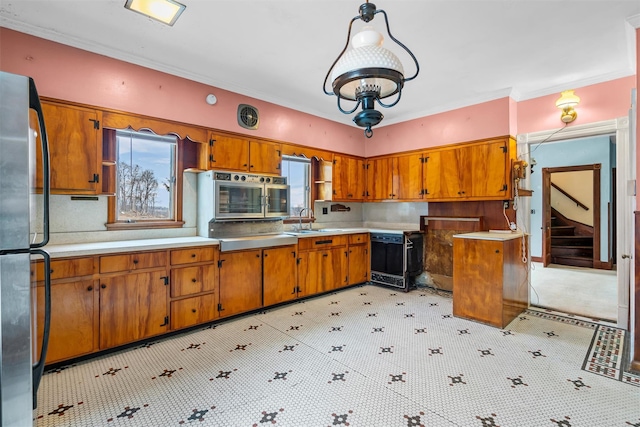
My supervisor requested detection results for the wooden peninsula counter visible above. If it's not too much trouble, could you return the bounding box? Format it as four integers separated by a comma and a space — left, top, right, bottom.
452, 231, 529, 328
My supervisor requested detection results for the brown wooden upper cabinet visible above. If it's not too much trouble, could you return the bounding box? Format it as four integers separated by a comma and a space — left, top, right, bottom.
208, 132, 281, 174
366, 153, 424, 201
423, 138, 513, 201
332, 154, 365, 201
38, 101, 102, 194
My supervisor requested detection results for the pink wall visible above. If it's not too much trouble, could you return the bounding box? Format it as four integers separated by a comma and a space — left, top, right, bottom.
0, 29, 365, 156
517, 76, 636, 135
1, 28, 636, 165
364, 98, 512, 157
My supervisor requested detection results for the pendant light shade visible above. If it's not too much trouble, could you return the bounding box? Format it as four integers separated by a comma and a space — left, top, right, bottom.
323, 2, 419, 138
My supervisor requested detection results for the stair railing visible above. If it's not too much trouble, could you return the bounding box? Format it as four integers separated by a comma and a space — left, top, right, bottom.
550, 182, 589, 210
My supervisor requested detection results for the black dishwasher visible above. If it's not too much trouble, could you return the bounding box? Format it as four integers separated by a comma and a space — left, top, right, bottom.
370, 232, 423, 292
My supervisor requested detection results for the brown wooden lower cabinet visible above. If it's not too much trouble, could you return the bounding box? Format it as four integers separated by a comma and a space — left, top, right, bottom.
452, 233, 528, 328
35, 279, 98, 364
99, 270, 169, 349
170, 294, 217, 330
298, 247, 347, 295
218, 249, 263, 317
263, 245, 297, 306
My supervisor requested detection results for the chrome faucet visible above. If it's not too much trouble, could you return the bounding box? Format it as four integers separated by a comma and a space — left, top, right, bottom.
299, 207, 314, 230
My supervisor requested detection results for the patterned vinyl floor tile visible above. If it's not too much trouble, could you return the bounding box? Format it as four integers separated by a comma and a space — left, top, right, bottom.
35, 284, 639, 427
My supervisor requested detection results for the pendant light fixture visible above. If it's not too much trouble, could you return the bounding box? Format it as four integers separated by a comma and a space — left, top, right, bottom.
322, 1, 419, 138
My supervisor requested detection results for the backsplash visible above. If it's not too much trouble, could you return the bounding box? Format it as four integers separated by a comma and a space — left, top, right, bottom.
44, 174, 429, 245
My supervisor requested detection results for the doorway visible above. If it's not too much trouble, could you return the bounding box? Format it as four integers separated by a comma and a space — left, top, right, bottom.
517, 117, 634, 330
541, 165, 602, 269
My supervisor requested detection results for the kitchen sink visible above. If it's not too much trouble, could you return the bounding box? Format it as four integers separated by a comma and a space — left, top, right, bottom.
285, 228, 344, 236
217, 233, 298, 252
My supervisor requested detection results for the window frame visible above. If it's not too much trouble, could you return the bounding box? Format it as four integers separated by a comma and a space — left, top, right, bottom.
281, 154, 313, 222
104, 128, 186, 230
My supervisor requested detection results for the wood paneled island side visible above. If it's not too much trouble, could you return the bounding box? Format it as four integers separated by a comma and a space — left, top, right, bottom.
452, 232, 529, 328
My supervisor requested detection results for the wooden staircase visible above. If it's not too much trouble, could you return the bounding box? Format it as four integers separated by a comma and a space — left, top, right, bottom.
550, 208, 594, 268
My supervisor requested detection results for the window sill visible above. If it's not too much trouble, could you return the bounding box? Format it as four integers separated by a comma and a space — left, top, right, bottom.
105, 221, 185, 231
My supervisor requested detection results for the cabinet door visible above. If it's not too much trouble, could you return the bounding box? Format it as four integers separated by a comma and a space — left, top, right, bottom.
299, 248, 346, 295
209, 133, 249, 171
423, 149, 466, 199
249, 140, 282, 174
39, 102, 101, 194
35, 279, 97, 363
218, 250, 262, 317
395, 154, 424, 200
348, 244, 369, 285
170, 294, 217, 330
469, 140, 509, 198
366, 157, 393, 200
99, 271, 169, 349
333, 154, 365, 200
263, 246, 297, 306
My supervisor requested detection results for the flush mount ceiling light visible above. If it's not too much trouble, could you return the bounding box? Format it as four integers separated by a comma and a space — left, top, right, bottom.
124, 0, 186, 26
556, 90, 581, 123
322, 1, 419, 138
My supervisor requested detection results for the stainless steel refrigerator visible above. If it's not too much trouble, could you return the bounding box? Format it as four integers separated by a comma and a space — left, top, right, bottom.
0, 71, 51, 426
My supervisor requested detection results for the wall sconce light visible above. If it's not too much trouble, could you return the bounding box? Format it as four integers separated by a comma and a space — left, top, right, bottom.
322, 1, 420, 138
124, 0, 186, 26
555, 90, 580, 123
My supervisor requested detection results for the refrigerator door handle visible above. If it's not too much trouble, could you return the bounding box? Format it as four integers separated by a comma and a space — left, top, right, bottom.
28, 77, 50, 249
31, 248, 51, 408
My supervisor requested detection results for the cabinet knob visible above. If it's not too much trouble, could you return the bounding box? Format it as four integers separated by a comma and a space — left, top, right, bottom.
133, 259, 139, 264
192, 309, 197, 313
192, 278, 197, 283
101, 284, 106, 289
495, 250, 500, 253
87, 286, 93, 291
191, 253, 196, 258
49, 269, 54, 274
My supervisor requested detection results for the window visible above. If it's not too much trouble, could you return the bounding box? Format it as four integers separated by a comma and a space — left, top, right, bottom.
115, 130, 178, 222
281, 155, 311, 217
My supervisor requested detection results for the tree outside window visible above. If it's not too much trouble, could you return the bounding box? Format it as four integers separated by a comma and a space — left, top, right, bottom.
116, 130, 177, 221
281, 155, 311, 217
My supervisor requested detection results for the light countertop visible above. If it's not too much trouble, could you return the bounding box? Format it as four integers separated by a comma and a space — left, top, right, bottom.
43, 227, 423, 258
44, 236, 219, 258
453, 231, 526, 241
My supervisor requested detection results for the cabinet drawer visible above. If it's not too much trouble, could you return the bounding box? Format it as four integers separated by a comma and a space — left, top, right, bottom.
348, 233, 369, 245
298, 235, 348, 251
171, 294, 217, 330
32, 257, 94, 281
170, 247, 216, 265
99, 251, 167, 273
170, 264, 217, 297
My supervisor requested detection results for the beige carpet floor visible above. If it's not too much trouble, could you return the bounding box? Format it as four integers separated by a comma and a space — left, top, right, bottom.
529, 262, 617, 321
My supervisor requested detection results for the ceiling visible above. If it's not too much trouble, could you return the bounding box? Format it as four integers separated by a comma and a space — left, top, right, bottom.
1, 1, 639, 130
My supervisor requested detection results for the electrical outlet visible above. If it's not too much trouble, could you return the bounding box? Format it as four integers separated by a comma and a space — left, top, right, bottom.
503, 201, 509, 209
322, 207, 328, 215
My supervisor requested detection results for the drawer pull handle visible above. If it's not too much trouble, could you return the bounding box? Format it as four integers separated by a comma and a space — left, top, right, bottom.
87, 286, 93, 291
315, 239, 333, 245
133, 259, 139, 264
191, 254, 196, 258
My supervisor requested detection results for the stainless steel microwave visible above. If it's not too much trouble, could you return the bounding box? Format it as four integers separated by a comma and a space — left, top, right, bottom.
197, 170, 289, 227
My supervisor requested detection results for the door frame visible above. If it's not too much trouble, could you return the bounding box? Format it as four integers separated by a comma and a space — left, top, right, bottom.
517, 116, 633, 330
542, 164, 602, 268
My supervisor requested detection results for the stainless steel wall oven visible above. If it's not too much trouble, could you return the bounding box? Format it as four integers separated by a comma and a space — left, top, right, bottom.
370, 232, 423, 292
